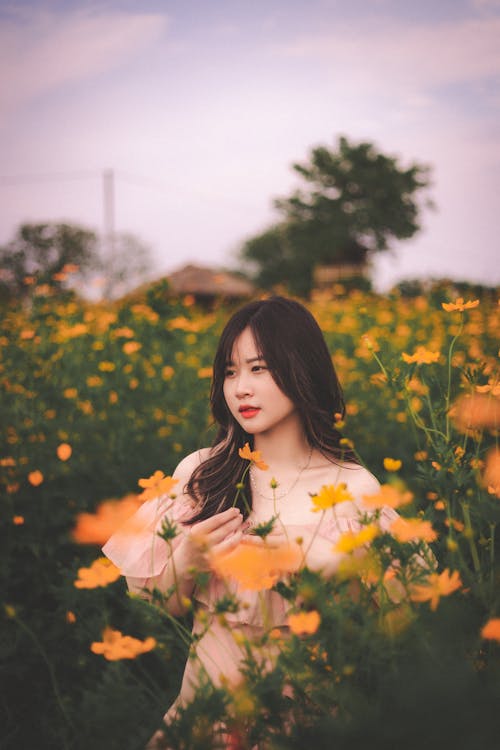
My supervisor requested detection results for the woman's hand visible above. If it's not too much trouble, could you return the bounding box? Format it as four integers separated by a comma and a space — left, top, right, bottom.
177, 507, 244, 572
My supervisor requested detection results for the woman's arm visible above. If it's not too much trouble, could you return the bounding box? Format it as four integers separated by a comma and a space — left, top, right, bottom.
131, 449, 244, 616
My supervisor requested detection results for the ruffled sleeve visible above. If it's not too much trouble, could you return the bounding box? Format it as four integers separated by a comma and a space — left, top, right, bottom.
102, 494, 194, 580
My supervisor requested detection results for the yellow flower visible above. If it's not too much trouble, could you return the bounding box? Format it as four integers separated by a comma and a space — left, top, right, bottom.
197, 367, 213, 378
138, 471, 179, 501
335, 524, 379, 553
57, 443, 72, 461
383, 458, 402, 472
90, 626, 156, 660
481, 618, 500, 642
310, 483, 354, 512
442, 297, 480, 312
28, 470, 44, 486
389, 517, 437, 543
238, 442, 269, 471
410, 569, 462, 611
287, 610, 321, 635
74, 557, 121, 589
402, 347, 440, 365
362, 484, 413, 510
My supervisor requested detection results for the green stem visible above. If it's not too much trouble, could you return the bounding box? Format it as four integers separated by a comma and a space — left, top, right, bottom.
13, 615, 75, 738
460, 502, 481, 580
445, 318, 464, 441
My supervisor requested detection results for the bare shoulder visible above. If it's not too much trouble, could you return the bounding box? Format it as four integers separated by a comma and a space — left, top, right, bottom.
172, 447, 212, 482
329, 462, 381, 510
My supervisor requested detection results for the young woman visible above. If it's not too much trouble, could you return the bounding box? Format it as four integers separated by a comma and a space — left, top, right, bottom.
103, 296, 399, 746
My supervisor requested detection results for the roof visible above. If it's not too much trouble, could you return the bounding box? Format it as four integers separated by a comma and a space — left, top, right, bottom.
167, 264, 255, 297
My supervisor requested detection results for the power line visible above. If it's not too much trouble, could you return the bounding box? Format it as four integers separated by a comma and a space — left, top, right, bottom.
0, 170, 100, 185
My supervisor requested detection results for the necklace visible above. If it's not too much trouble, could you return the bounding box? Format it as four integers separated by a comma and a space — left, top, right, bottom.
249, 446, 313, 501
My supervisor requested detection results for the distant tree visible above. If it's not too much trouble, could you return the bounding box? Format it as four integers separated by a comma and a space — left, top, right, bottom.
240, 136, 433, 297
0, 222, 98, 301
97, 232, 153, 300
0, 222, 153, 302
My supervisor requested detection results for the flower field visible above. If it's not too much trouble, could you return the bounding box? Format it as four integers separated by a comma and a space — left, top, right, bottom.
1, 280, 499, 749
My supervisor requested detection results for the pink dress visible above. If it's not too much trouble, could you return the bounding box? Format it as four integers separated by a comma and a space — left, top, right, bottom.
103, 493, 398, 718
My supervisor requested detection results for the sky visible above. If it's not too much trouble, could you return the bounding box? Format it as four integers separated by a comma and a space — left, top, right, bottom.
0, 0, 499, 293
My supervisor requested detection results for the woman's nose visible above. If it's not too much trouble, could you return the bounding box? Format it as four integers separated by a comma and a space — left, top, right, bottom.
235, 374, 253, 398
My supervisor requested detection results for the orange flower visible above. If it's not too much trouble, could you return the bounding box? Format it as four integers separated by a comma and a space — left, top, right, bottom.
28, 470, 44, 486
287, 610, 321, 635
138, 471, 179, 501
311, 483, 354, 512
481, 618, 500, 642
362, 484, 413, 510
484, 449, 500, 497
238, 443, 269, 471
442, 297, 480, 312
162, 365, 175, 380
122, 341, 142, 355
335, 524, 379, 553
66, 611, 77, 624
383, 458, 402, 472
390, 517, 437, 543
210, 539, 301, 590
450, 394, 500, 432
410, 569, 462, 611
74, 557, 121, 589
57, 443, 72, 461
402, 347, 440, 365
13, 515, 24, 525
197, 367, 213, 378
90, 626, 156, 660
72, 495, 143, 545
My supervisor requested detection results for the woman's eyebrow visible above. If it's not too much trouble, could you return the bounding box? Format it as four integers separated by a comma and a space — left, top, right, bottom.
224, 356, 265, 366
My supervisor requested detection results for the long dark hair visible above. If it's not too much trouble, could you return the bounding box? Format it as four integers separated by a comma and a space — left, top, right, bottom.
184, 296, 357, 523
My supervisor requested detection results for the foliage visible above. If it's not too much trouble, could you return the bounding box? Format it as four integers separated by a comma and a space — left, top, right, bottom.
0, 280, 499, 748
0, 222, 154, 304
240, 136, 432, 297
0, 223, 99, 302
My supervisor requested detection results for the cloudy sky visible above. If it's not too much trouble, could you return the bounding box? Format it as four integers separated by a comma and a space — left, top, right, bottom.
1, 0, 499, 292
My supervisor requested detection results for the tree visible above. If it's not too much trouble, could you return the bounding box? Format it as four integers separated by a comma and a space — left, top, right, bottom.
240, 136, 433, 297
0, 222, 153, 302
0, 222, 99, 301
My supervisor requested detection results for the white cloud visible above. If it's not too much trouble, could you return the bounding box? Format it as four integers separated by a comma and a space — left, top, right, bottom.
0, 7, 168, 117
275, 17, 500, 94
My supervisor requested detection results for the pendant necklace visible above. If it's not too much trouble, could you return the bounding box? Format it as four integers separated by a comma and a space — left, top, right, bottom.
249, 446, 313, 501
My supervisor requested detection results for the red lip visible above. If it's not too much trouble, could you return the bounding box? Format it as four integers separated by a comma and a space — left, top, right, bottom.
239, 406, 260, 418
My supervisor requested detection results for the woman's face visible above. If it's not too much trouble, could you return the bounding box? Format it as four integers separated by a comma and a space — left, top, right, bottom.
222, 327, 298, 436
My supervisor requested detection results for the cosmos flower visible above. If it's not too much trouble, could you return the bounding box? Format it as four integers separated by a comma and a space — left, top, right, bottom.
310, 483, 354, 512
90, 626, 156, 660
238, 443, 269, 471
409, 569, 462, 611
441, 298, 479, 312
74, 557, 121, 589
287, 610, 321, 635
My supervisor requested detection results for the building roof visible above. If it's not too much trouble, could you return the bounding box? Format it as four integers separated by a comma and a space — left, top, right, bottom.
167, 264, 255, 298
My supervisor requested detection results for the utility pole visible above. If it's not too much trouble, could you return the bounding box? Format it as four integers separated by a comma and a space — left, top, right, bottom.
102, 168, 115, 297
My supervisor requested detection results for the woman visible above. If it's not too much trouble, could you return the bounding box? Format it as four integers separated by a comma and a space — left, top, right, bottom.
103, 296, 399, 746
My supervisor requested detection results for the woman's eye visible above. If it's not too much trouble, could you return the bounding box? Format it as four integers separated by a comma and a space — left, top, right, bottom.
224, 369, 236, 378
252, 365, 267, 373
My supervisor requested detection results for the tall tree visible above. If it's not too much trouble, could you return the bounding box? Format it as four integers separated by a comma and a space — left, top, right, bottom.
240, 136, 433, 296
